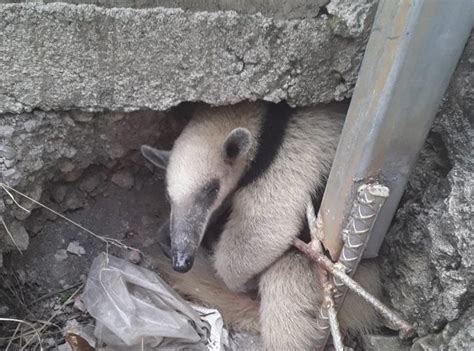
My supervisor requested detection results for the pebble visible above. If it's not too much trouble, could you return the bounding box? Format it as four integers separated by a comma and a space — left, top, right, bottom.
107, 144, 126, 159
62, 189, 85, 211
0, 126, 15, 138
0, 145, 16, 159
63, 169, 84, 182
4, 158, 16, 168
112, 169, 135, 189
52, 185, 68, 203
23, 120, 38, 133
59, 160, 75, 173
79, 173, 104, 193
54, 249, 68, 262
127, 249, 142, 264
0, 305, 10, 315
66, 241, 86, 256
6, 220, 29, 251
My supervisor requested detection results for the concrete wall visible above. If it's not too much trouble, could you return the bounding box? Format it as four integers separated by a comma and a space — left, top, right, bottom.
0, 1, 374, 114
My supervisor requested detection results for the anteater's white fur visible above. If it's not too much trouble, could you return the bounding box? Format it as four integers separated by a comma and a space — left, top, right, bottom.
151, 101, 381, 350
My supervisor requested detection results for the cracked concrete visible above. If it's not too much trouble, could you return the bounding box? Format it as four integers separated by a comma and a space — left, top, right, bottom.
0, 2, 376, 114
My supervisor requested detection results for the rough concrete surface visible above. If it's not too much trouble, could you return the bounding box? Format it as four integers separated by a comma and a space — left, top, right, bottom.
3, 0, 329, 19
0, 1, 375, 114
381, 34, 473, 347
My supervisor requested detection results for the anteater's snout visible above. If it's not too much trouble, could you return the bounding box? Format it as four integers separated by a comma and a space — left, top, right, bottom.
172, 250, 195, 273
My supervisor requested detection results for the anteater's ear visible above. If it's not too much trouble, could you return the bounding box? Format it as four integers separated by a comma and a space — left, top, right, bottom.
141, 145, 170, 169
222, 128, 252, 164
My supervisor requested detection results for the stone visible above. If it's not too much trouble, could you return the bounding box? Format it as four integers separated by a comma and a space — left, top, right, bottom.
52, 185, 68, 203
0, 126, 15, 138
58, 160, 75, 173
0, 305, 9, 315
363, 335, 410, 351
3, 158, 16, 168
0, 219, 29, 252
62, 189, 85, 211
63, 169, 84, 183
79, 173, 105, 193
0, 145, 17, 159
66, 241, 86, 256
54, 249, 68, 262
106, 144, 126, 159
126, 249, 142, 264
112, 170, 135, 189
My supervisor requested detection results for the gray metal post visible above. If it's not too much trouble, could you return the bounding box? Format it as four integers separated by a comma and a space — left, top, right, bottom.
320, 0, 474, 260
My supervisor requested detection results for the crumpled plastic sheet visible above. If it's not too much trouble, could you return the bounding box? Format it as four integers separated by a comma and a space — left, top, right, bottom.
82, 252, 227, 350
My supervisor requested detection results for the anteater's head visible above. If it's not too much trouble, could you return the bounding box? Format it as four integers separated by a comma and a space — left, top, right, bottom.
141, 111, 256, 273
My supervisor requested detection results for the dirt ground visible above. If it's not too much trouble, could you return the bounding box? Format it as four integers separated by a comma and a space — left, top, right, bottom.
0, 154, 249, 350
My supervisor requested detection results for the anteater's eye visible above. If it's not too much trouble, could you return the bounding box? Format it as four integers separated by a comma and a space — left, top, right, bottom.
204, 180, 220, 195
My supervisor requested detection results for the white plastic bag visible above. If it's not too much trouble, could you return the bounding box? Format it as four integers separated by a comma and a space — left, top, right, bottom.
82, 252, 226, 350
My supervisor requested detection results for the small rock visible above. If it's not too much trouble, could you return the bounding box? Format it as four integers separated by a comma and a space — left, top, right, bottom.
54, 249, 68, 262
104, 159, 118, 169
63, 169, 84, 182
63, 146, 77, 158
62, 190, 85, 211
66, 241, 86, 256
127, 249, 142, 264
4, 158, 16, 168
23, 120, 38, 133
52, 185, 68, 203
107, 144, 126, 159
112, 169, 135, 189
0, 126, 15, 138
0, 253, 2, 267
0, 199, 6, 214
24, 215, 46, 234
79, 173, 104, 193
1, 220, 29, 251
59, 160, 75, 173
363, 334, 410, 351
0, 145, 16, 159
0, 305, 9, 315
